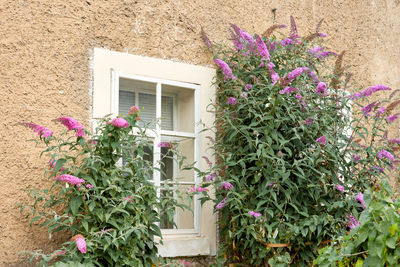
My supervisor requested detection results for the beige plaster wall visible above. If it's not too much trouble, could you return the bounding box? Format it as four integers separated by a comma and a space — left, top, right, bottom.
1, 0, 400, 265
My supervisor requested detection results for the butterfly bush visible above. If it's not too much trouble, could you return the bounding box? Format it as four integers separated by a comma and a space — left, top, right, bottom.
19, 107, 190, 266
199, 17, 398, 266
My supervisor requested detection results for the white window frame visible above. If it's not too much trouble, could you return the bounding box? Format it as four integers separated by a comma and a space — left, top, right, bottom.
112, 72, 201, 235
92, 48, 217, 257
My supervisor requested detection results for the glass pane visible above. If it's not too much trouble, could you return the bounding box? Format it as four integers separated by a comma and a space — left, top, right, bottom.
160, 147, 174, 182
118, 77, 157, 128
176, 185, 194, 229
160, 189, 175, 229
162, 84, 195, 133
160, 185, 195, 230
138, 92, 156, 129
159, 136, 195, 183
161, 95, 174, 130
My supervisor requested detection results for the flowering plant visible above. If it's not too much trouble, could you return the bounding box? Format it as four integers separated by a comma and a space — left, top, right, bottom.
200, 17, 398, 265
19, 108, 189, 266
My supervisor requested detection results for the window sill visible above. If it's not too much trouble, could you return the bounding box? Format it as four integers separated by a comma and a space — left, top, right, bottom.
156, 235, 213, 257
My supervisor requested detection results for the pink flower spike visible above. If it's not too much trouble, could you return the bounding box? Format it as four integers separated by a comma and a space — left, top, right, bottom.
53, 117, 85, 137
377, 150, 395, 161
220, 182, 234, 191
295, 93, 302, 99
214, 59, 235, 80
19, 122, 54, 138
72, 234, 86, 253
361, 102, 378, 117
86, 184, 94, 189
336, 184, 344, 192
111, 118, 130, 128
53, 174, 85, 187
245, 84, 252, 91
240, 92, 248, 99
386, 114, 399, 123
355, 193, 366, 209
248, 210, 261, 218
315, 82, 327, 96
316, 135, 327, 146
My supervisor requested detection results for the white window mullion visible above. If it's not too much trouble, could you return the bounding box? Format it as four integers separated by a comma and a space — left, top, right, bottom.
154, 82, 162, 198
194, 85, 200, 233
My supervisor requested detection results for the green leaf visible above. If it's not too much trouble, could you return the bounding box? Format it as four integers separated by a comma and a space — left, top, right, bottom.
55, 158, 67, 173
82, 220, 89, 232
70, 196, 82, 215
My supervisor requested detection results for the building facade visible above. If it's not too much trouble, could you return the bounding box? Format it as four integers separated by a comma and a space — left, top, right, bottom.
1, 0, 400, 265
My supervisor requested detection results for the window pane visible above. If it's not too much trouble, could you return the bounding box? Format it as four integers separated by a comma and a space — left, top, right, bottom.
119, 90, 135, 116
118, 78, 157, 128
160, 185, 195, 230
162, 84, 195, 133
161, 95, 174, 130
159, 136, 195, 183
176, 185, 194, 229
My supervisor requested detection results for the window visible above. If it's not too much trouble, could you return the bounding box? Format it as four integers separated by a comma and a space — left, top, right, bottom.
113, 73, 199, 234
92, 48, 216, 257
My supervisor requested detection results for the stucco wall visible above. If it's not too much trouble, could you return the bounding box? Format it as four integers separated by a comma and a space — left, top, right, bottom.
1, 0, 400, 265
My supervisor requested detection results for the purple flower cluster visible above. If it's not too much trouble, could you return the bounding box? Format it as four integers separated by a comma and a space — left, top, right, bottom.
375, 106, 385, 117
304, 118, 313, 125
315, 82, 327, 96
286, 67, 309, 82
214, 59, 235, 80
377, 150, 395, 161
355, 192, 366, 209
227, 97, 237, 105
216, 197, 227, 210
306, 46, 336, 59
350, 84, 391, 99
336, 184, 344, 192
279, 86, 298, 95
352, 154, 360, 163
19, 122, 53, 138
346, 214, 360, 229
386, 114, 398, 123
255, 34, 270, 61
361, 102, 378, 116
267, 62, 280, 85
316, 135, 327, 146
206, 172, 216, 182
220, 182, 233, 190
245, 84, 252, 91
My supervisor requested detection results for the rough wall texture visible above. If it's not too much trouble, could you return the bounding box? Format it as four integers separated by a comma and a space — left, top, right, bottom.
1, 0, 400, 265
